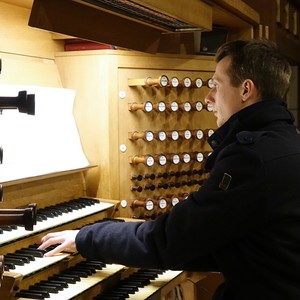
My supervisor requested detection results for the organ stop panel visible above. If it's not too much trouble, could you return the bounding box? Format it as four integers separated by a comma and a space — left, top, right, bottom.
55, 50, 217, 220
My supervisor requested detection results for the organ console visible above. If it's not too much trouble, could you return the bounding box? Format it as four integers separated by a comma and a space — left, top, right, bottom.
0, 160, 191, 295
0, 49, 217, 299
1, 0, 260, 296
1, 170, 184, 299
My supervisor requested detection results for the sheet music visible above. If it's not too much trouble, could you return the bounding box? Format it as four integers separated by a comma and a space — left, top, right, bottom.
0, 84, 89, 182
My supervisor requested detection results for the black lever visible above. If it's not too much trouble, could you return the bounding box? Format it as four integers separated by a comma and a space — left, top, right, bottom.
0, 91, 35, 115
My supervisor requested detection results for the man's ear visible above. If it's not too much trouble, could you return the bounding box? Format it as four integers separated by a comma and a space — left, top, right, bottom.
241, 79, 258, 102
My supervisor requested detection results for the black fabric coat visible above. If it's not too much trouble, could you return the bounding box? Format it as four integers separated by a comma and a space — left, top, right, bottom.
76, 99, 300, 299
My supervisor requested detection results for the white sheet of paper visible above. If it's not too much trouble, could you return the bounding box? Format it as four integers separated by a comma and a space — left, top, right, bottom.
0, 84, 89, 182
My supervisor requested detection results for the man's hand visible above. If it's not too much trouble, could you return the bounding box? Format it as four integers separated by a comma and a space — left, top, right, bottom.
38, 230, 79, 257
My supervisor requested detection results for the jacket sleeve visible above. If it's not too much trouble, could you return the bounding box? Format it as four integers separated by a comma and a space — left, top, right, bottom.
76, 145, 268, 270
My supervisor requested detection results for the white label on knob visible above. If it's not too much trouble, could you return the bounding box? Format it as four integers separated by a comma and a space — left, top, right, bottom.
160, 76, 169, 87
207, 103, 213, 112
159, 198, 167, 209
184, 130, 192, 140
196, 130, 204, 140
195, 78, 203, 88
196, 152, 204, 162
144, 101, 153, 112
158, 131, 166, 141
159, 155, 167, 166
183, 102, 192, 112
172, 154, 180, 164
170, 102, 178, 112
171, 77, 179, 87
195, 101, 203, 111
183, 153, 191, 163
208, 78, 214, 89
145, 131, 154, 141
171, 131, 179, 141
208, 129, 214, 137
146, 200, 154, 211
146, 156, 155, 166
158, 102, 166, 112
172, 197, 180, 206
183, 77, 192, 88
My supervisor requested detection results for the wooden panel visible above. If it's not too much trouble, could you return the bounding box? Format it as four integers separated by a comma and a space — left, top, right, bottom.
117, 68, 215, 218
1, 0, 33, 8
210, 0, 260, 25
1, 171, 86, 209
0, 1, 63, 59
0, 52, 62, 86
28, 0, 176, 53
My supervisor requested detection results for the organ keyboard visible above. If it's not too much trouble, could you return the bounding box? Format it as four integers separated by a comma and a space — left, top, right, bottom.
0, 169, 187, 299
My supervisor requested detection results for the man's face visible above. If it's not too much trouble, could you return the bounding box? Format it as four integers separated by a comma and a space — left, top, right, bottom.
205, 56, 245, 127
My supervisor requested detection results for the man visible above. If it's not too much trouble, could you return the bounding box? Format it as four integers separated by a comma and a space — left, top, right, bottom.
39, 39, 300, 299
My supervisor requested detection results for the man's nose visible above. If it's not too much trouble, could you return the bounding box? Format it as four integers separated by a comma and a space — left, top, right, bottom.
204, 90, 213, 105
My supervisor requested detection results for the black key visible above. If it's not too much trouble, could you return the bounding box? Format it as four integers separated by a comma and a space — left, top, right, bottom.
88, 260, 106, 268
16, 289, 50, 299
39, 280, 67, 290
38, 280, 65, 291
4, 261, 16, 270
36, 214, 47, 221
1, 226, 13, 231
57, 273, 81, 282
117, 285, 138, 293
5, 253, 30, 263
14, 251, 35, 261
20, 247, 45, 258
72, 265, 96, 274
78, 261, 104, 270
49, 275, 77, 284
30, 284, 59, 294
64, 269, 89, 278
4, 256, 24, 266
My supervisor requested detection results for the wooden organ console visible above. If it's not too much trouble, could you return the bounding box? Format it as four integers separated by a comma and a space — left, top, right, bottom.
0, 170, 187, 299
0, 0, 270, 297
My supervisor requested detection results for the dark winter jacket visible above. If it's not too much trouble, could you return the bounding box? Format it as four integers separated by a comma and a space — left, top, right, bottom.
76, 99, 300, 300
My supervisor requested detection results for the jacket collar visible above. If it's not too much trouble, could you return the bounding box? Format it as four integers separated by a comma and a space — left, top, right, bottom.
205, 99, 294, 170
